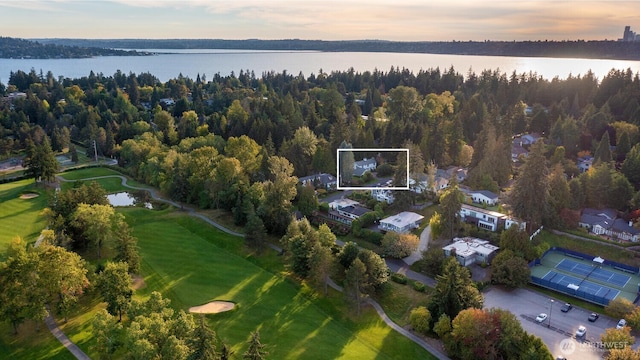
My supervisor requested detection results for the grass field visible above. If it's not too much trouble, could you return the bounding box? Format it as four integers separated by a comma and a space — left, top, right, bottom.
121, 208, 435, 359
59, 167, 149, 193
0, 179, 48, 255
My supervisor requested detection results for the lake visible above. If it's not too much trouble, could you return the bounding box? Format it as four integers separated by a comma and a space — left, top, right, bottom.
1, 49, 640, 83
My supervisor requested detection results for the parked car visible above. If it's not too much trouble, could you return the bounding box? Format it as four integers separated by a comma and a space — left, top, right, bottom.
575, 325, 587, 337
560, 303, 573, 312
535, 313, 548, 323
616, 319, 627, 329
588, 312, 599, 322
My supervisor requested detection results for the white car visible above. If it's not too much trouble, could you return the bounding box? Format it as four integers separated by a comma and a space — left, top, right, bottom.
535, 313, 548, 323
576, 325, 587, 337
616, 319, 627, 329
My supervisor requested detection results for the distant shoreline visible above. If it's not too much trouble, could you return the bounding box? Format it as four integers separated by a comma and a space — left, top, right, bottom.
34, 38, 640, 61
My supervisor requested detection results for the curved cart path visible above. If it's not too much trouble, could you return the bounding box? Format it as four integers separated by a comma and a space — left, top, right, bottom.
56, 173, 449, 359
44, 308, 91, 360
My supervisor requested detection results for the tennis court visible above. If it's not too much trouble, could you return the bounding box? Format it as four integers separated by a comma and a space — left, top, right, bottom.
541, 270, 620, 301
556, 258, 631, 287
530, 248, 640, 306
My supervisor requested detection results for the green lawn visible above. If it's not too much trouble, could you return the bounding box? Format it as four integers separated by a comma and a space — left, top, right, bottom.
536, 230, 640, 268
0, 322, 75, 360
0, 179, 48, 255
59, 167, 122, 180
121, 208, 435, 359
59, 167, 149, 193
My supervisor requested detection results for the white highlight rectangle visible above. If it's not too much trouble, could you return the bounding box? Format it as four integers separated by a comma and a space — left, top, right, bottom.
336, 148, 409, 190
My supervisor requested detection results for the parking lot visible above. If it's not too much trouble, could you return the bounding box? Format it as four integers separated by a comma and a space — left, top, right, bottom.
484, 286, 633, 359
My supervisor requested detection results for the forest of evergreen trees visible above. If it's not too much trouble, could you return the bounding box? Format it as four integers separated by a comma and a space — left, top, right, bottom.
2, 64, 640, 234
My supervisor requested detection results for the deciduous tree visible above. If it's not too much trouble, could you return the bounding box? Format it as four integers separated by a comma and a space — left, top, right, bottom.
97, 261, 133, 321
606, 298, 636, 320
381, 232, 419, 258
344, 258, 369, 316
410, 306, 431, 335
490, 250, 531, 288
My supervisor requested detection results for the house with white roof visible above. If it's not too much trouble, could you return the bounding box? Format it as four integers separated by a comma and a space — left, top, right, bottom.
459, 204, 525, 232
378, 211, 424, 233
443, 237, 500, 266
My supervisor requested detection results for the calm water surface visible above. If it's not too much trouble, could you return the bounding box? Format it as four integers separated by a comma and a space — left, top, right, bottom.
1, 49, 640, 82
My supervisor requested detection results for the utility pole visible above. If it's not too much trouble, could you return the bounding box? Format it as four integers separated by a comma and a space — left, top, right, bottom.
93, 140, 98, 163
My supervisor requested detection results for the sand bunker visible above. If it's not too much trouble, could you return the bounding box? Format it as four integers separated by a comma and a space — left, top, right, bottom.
189, 301, 235, 314
19, 193, 39, 199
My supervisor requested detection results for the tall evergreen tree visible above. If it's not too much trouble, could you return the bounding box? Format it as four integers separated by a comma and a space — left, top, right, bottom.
509, 141, 549, 231
594, 131, 613, 164
428, 257, 483, 321
622, 144, 640, 188
190, 315, 217, 360
243, 331, 268, 360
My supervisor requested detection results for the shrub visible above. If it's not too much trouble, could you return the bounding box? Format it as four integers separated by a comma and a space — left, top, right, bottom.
391, 272, 408, 284
412, 281, 426, 292
409, 306, 431, 334
433, 314, 452, 338
376, 163, 395, 177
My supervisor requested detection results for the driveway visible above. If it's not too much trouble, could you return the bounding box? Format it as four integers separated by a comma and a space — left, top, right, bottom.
484, 286, 628, 359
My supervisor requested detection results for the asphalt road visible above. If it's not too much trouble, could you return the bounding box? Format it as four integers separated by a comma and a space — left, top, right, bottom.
484, 286, 632, 359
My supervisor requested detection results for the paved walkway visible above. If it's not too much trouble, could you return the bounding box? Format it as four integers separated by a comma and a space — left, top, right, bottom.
403, 224, 431, 265
44, 308, 90, 360
325, 279, 449, 359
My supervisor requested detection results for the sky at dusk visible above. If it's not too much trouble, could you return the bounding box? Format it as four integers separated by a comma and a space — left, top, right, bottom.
1, 0, 639, 41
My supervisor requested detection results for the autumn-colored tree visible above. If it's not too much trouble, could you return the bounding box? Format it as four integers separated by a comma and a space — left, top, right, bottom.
601, 326, 635, 351
381, 232, 419, 258
606, 298, 636, 320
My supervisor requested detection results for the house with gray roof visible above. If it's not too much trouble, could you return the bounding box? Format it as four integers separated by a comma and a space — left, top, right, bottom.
470, 190, 499, 206
299, 173, 337, 190
327, 198, 371, 225
579, 208, 640, 242
353, 158, 377, 177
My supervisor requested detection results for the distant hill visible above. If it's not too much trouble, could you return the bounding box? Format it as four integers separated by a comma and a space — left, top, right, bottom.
0, 37, 150, 59
35, 38, 640, 60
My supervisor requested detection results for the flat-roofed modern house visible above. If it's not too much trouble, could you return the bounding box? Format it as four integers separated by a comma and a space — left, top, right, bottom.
459, 204, 525, 232
353, 158, 377, 177
327, 198, 371, 225
443, 237, 499, 266
299, 173, 337, 190
378, 211, 424, 233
